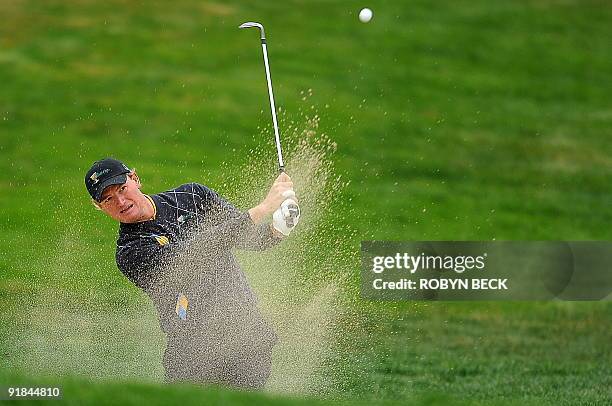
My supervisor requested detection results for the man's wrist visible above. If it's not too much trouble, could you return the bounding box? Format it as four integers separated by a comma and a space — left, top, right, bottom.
248, 205, 266, 224
270, 223, 285, 238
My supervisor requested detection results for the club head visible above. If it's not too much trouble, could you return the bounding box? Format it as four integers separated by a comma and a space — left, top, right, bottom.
239, 21, 265, 39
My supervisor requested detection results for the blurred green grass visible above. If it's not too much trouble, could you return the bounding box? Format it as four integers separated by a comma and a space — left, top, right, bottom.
0, 369, 501, 406
1, 0, 611, 404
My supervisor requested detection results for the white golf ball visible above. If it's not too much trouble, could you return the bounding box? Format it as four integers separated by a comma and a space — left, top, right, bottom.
359, 8, 373, 23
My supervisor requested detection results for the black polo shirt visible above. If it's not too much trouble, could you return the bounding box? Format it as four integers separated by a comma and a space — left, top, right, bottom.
115, 182, 281, 336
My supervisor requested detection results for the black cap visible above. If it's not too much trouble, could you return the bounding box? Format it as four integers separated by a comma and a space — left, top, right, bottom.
85, 158, 131, 202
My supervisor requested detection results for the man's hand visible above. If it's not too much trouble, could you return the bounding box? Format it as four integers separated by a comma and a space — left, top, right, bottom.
248, 172, 298, 225
272, 198, 300, 236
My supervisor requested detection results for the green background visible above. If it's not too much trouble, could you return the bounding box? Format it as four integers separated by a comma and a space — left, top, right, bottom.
1, 0, 610, 405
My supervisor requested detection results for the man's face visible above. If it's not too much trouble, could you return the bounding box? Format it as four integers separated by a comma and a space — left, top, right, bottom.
98, 173, 149, 223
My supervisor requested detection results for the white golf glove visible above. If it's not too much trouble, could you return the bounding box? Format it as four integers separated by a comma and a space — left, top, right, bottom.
273, 191, 300, 236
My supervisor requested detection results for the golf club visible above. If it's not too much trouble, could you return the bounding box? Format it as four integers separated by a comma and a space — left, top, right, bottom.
239, 21, 285, 173
240, 22, 300, 229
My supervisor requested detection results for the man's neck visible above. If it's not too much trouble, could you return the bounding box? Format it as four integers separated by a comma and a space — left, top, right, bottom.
135, 194, 156, 223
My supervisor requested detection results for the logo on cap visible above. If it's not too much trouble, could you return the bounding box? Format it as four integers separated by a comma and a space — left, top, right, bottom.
89, 168, 111, 185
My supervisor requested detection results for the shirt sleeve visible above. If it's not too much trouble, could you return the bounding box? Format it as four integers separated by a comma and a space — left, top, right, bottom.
191, 183, 282, 252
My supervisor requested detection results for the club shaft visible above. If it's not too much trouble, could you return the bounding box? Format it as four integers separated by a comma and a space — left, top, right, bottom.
260, 40, 285, 171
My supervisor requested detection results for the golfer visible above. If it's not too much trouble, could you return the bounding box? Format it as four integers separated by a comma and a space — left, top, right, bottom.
85, 158, 299, 388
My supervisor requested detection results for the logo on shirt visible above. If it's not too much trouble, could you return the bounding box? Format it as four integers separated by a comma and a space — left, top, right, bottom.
177, 213, 194, 224
154, 235, 169, 246
175, 293, 188, 320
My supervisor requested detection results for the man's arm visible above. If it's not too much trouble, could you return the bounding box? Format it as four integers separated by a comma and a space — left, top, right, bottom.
191, 173, 296, 251
191, 184, 281, 251
248, 205, 286, 238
